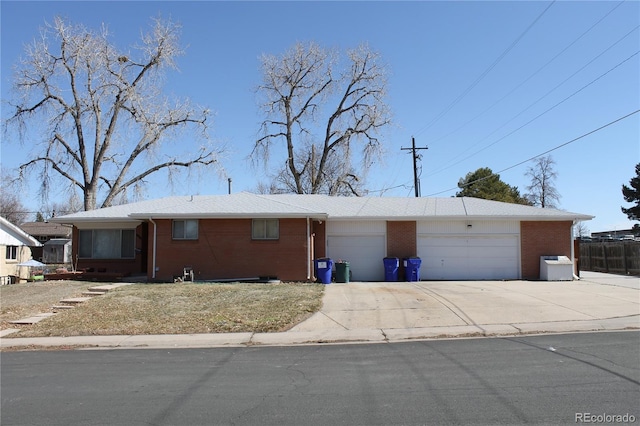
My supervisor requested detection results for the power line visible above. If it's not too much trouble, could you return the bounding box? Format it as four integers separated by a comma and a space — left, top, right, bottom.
366, 182, 414, 196
413, 1, 556, 138
426, 48, 640, 178
495, 109, 640, 174
423, 0, 628, 148
425, 109, 640, 196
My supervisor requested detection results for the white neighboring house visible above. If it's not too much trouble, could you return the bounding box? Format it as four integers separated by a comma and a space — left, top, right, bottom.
0, 217, 42, 284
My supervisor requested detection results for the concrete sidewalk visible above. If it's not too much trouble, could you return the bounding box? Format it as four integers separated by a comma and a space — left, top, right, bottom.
1, 272, 638, 350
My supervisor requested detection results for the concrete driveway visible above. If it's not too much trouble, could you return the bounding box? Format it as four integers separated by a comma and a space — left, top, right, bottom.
289, 271, 640, 339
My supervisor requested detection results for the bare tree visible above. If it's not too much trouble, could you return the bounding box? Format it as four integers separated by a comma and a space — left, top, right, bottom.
266, 141, 367, 196
0, 172, 30, 224
43, 191, 84, 219
0, 187, 29, 225
4, 16, 222, 211
525, 155, 561, 208
574, 222, 590, 238
253, 42, 391, 195
0, 194, 29, 225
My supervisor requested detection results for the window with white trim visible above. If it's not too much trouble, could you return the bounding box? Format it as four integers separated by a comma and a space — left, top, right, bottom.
172, 219, 198, 240
5, 246, 18, 260
252, 219, 279, 240
78, 229, 135, 259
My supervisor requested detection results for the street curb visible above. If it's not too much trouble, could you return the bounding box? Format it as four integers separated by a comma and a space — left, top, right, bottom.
2, 317, 638, 350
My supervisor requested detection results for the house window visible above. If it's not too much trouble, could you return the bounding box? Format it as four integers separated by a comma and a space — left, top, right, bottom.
252, 219, 279, 240
78, 229, 135, 259
172, 220, 199, 240
5, 246, 18, 260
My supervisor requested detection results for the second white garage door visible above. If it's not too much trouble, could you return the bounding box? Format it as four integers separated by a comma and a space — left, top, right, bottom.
417, 235, 519, 280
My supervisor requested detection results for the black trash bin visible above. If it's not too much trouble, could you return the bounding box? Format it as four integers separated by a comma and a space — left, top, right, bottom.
403, 257, 422, 282
335, 261, 350, 283
383, 257, 399, 282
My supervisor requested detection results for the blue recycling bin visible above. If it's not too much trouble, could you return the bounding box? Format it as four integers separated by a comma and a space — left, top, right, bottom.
383, 257, 399, 282
315, 258, 334, 284
403, 257, 422, 282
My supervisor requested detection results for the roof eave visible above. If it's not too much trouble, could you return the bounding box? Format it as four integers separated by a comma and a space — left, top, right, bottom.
49, 217, 143, 225
130, 213, 329, 220
326, 214, 594, 221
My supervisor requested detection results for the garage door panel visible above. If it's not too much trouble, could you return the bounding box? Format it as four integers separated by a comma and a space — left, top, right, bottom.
424, 258, 467, 270
468, 256, 517, 269
467, 237, 515, 248
472, 247, 516, 259
433, 239, 467, 248
431, 246, 466, 257
327, 235, 386, 281
418, 235, 519, 280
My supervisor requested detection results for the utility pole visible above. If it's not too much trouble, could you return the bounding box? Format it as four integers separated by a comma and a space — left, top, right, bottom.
401, 137, 428, 197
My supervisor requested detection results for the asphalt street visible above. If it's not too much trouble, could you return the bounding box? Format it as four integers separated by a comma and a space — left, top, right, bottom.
2, 331, 638, 426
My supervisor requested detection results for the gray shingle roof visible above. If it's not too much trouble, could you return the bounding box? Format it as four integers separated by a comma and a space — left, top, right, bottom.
20, 222, 72, 238
50, 192, 593, 223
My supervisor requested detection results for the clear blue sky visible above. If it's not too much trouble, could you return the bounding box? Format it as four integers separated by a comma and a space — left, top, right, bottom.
1, 1, 639, 234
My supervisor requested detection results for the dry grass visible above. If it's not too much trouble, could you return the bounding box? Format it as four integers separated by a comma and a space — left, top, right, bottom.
1, 281, 97, 330
5, 282, 324, 337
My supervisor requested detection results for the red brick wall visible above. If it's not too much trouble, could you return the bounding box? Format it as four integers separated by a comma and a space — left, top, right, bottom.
150, 218, 309, 282
387, 221, 417, 280
312, 220, 326, 260
387, 221, 417, 258
521, 221, 573, 280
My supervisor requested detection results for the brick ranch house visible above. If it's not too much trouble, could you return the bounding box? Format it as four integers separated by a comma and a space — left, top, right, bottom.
50, 192, 593, 282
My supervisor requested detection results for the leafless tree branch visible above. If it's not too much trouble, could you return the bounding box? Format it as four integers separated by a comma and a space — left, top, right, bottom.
253, 42, 390, 195
4, 16, 222, 210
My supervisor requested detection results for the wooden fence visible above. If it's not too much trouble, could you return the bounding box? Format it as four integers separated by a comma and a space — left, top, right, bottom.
578, 241, 640, 276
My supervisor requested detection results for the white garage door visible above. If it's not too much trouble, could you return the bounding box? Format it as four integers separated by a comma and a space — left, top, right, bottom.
327, 235, 386, 281
326, 221, 386, 281
417, 235, 519, 280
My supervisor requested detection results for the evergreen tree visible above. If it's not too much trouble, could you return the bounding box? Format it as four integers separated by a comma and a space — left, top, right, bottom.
621, 163, 640, 221
457, 167, 531, 205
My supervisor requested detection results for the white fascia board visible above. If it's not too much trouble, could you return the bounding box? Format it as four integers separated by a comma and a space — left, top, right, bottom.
0, 218, 42, 247
327, 214, 593, 221
492, 215, 595, 222
327, 216, 422, 221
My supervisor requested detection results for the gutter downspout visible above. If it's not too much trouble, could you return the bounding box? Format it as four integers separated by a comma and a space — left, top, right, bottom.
572, 220, 580, 280
149, 218, 157, 280
306, 217, 311, 281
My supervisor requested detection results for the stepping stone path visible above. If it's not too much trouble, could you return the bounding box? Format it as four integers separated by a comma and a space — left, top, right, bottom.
9, 283, 131, 326
9, 312, 56, 325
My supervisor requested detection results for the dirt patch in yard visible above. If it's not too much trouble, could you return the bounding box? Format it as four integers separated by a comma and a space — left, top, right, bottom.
3, 281, 324, 337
